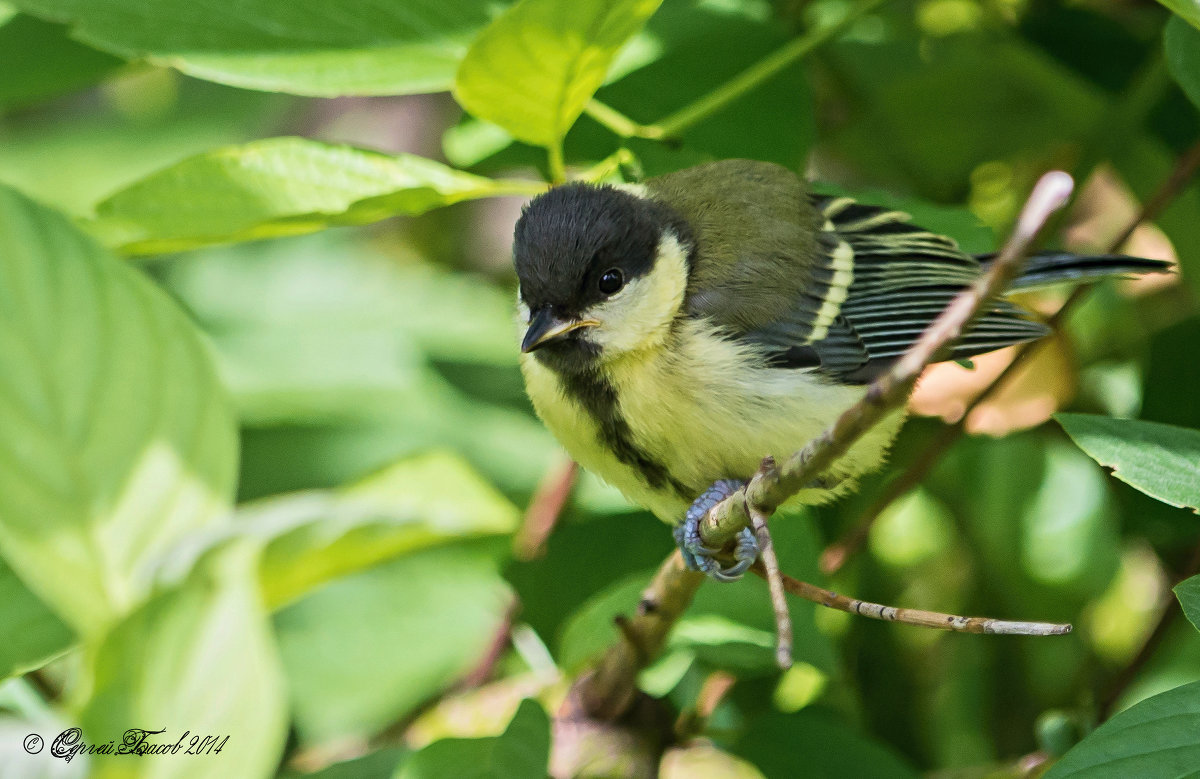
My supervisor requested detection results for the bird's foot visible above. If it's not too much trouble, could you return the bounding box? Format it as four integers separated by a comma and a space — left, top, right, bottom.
674, 479, 759, 582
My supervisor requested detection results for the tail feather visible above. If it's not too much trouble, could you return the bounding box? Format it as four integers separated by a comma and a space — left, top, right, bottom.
974, 251, 1172, 291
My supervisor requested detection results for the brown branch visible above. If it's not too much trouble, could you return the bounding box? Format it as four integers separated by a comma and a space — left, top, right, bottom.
749, 501, 792, 669
514, 458, 578, 560
754, 563, 1071, 635
574, 172, 1075, 721
821, 137, 1200, 575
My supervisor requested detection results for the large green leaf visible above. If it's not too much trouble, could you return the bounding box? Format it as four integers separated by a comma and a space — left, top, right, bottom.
1056, 414, 1200, 513
0, 184, 237, 635
734, 709, 918, 779
0, 14, 122, 111
277, 542, 514, 744
80, 543, 287, 779
1166, 15, 1200, 110
395, 698, 550, 779
248, 451, 520, 609
1157, 0, 1200, 31
1045, 681, 1200, 778
86, 137, 544, 254
0, 557, 73, 679
10, 0, 502, 96
1175, 575, 1200, 634
454, 0, 663, 147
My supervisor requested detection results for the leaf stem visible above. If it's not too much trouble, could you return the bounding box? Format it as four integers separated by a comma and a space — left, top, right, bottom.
547, 142, 567, 184
584, 100, 663, 140
651, 0, 889, 139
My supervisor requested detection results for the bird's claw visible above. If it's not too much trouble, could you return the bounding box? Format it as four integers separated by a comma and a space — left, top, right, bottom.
674, 479, 760, 582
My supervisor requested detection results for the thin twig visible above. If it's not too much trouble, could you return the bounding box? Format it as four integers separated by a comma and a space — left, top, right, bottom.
674, 671, 737, 739
820, 137, 1200, 575
748, 499, 792, 669
756, 564, 1072, 635
578, 552, 705, 720
514, 458, 578, 560
698, 172, 1076, 551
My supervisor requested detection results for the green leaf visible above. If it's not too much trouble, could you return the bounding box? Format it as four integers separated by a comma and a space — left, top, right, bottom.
1166, 15, 1200, 110
395, 698, 550, 779
0, 184, 237, 635
251, 451, 520, 609
734, 709, 918, 779
80, 542, 287, 779
1174, 575, 1200, 633
0, 14, 122, 111
454, 0, 663, 147
1157, 0, 1200, 32
10, 0, 502, 96
277, 543, 514, 743
1055, 414, 1200, 513
1045, 681, 1200, 778
0, 557, 73, 680
86, 137, 543, 254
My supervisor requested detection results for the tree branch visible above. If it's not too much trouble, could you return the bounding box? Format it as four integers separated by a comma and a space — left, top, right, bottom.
753, 563, 1071, 635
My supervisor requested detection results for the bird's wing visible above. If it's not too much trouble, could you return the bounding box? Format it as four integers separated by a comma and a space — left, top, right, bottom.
744, 195, 1048, 383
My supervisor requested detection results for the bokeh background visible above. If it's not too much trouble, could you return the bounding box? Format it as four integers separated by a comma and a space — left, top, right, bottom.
1, 0, 1198, 776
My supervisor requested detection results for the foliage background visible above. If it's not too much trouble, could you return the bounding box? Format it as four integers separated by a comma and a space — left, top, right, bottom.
0, 0, 1199, 776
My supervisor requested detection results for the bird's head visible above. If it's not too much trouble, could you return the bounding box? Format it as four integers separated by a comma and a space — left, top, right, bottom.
512, 182, 694, 373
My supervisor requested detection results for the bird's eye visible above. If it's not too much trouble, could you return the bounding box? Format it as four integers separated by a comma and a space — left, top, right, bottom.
598, 268, 624, 295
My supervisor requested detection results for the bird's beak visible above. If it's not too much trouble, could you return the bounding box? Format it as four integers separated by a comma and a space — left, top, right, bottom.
521, 307, 599, 353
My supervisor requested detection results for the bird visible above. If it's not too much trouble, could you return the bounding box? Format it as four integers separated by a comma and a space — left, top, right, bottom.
511, 159, 1167, 581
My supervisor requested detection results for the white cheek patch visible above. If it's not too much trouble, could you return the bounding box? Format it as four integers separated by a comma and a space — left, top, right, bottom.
588, 232, 689, 356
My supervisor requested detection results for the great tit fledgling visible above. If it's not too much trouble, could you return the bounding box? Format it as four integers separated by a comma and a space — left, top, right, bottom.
512, 159, 1166, 581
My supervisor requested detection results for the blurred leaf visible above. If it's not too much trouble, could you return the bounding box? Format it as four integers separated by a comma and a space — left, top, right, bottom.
251, 451, 519, 608
1045, 680, 1200, 778
0, 79, 284, 216
733, 709, 919, 778
0, 14, 122, 111
1175, 575, 1200, 633
395, 698, 550, 779
1166, 16, 1200, 110
454, 0, 663, 147
81, 542, 287, 779
1157, 0, 1200, 31
1056, 414, 1200, 512
661, 742, 766, 779
281, 748, 407, 779
0, 558, 73, 679
0, 184, 237, 634
86, 137, 543, 254
10, 0, 503, 96
277, 541, 513, 743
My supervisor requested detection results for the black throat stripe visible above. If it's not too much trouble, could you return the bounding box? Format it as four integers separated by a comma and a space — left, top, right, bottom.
556, 368, 693, 501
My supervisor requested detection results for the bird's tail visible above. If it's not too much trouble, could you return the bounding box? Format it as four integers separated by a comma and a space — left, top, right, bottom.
974, 251, 1172, 291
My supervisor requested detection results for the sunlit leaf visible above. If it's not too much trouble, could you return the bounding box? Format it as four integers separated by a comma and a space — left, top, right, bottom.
10, 0, 503, 96
395, 698, 550, 779
454, 0, 663, 147
1045, 681, 1200, 778
1056, 414, 1200, 512
277, 543, 513, 743
80, 542, 287, 779
254, 451, 520, 609
86, 137, 543, 254
0, 184, 237, 634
